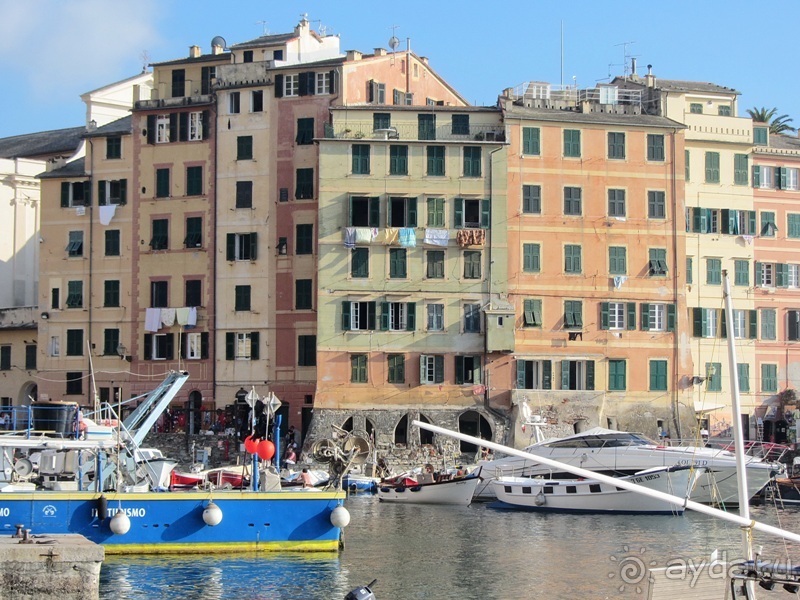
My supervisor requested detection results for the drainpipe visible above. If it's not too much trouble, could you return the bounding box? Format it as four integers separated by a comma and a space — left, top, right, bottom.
669, 128, 682, 440
87, 138, 95, 407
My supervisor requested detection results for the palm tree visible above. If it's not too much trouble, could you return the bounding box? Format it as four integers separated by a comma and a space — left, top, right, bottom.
747, 106, 795, 134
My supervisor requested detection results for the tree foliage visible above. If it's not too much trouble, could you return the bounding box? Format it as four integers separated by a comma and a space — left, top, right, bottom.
747, 106, 795, 134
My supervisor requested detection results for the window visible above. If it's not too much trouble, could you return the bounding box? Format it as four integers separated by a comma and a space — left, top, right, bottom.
642, 303, 675, 332
104, 280, 120, 307
690, 103, 703, 114
106, 136, 121, 159
464, 304, 481, 333
373, 113, 390, 130
427, 198, 445, 227
561, 359, 595, 390
296, 279, 312, 310
608, 360, 626, 391
105, 230, 120, 257
762, 364, 778, 392
388, 196, 418, 227
368, 81, 386, 104
150, 219, 168, 250
66, 372, 83, 396
564, 300, 583, 329
516, 359, 552, 390
150, 280, 168, 308
316, 72, 331, 94
235, 181, 253, 209
103, 329, 120, 356
649, 248, 668, 276
463, 147, 482, 177
343, 301, 377, 331
759, 262, 775, 287
608, 189, 625, 217
650, 360, 668, 391
295, 168, 313, 199
66, 231, 83, 257
66, 281, 83, 308
647, 134, 665, 161
455, 356, 481, 384
761, 309, 776, 340
296, 224, 313, 255
25, 344, 36, 370
427, 304, 444, 331
185, 217, 202, 248
523, 185, 541, 214
0, 346, 9, 370
223, 332, 258, 361
388, 354, 405, 384
609, 247, 627, 275
789, 310, 800, 341
563, 129, 581, 157
790, 264, 800, 289
296, 118, 314, 145
383, 302, 414, 331
761, 211, 776, 237
706, 363, 722, 392
420, 355, 445, 384
523, 243, 540, 273
298, 335, 316, 366
451, 114, 469, 135
734, 154, 748, 185
564, 244, 581, 274
237, 136, 253, 161
523, 299, 542, 327
687, 257, 693, 284
60, 181, 90, 207
66, 329, 83, 356
718, 105, 732, 116
185, 280, 201, 307
706, 258, 722, 285
427, 146, 445, 176
788, 214, 800, 239
188, 111, 204, 141
389, 248, 407, 278
201, 66, 215, 95
185, 166, 203, 196
156, 114, 170, 143
754, 126, 768, 145
49, 336, 60, 357
608, 132, 625, 159
454, 197, 488, 228
226, 233, 258, 261
352, 144, 370, 174
705, 152, 720, 183
693, 308, 719, 338
349, 196, 380, 227
686, 149, 691, 181
732, 309, 748, 340
98, 179, 127, 205
427, 250, 444, 278
185, 332, 205, 360
155, 168, 170, 198
351, 248, 369, 278
603, 302, 627, 330
788, 168, 800, 191
463, 250, 481, 279
389, 145, 408, 175
522, 127, 540, 155
171, 69, 185, 97
284, 74, 299, 96
251, 90, 263, 112
229, 92, 240, 114
418, 114, 436, 140
235, 285, 251, 311
564, 187, 582, 215
755, 166, 775, 189
648, 191, 666, 219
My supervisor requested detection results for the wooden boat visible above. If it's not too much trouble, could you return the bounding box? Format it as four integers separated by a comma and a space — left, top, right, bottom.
377, 468, 481, 505
491, 466, 699, 514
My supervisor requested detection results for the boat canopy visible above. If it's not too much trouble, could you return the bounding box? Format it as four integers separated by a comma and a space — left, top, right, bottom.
534, 427, 656, 449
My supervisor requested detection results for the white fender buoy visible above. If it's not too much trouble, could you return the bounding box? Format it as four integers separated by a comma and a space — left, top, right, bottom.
534, 491, 546, 507
203, 501, 223, 526
330, 505, 350, 528
109, 510, 131, 535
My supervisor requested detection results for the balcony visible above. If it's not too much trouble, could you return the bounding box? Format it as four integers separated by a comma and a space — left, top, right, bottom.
135, 95, 214, 110
323, 123, 506, 143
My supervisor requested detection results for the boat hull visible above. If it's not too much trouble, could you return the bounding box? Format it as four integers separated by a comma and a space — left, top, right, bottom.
0, 489, 345, 554
378, 476, 481, 505
491, 469, 694, 514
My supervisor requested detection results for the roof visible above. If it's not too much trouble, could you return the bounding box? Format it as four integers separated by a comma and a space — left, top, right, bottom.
0, 127, 84, 160
84, 115, 132, 138
504, 105, 685, 129
38, 157, 87, 179
762, 133, 800, 152
330, 104, 499, 114
614, 75, 739, 96
231, 32, 298, 50
151, 52, 231, 68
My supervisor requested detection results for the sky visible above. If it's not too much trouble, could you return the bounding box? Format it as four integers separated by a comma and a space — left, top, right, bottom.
1, 0, 799, 138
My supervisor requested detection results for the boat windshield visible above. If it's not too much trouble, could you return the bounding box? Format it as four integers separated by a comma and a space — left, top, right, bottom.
542, 432, 655, 448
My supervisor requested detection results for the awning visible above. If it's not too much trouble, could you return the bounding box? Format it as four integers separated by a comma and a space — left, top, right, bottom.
694, 400, 727, 414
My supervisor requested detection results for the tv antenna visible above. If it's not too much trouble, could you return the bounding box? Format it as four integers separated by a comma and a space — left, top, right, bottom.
614, 41, 637, 78
388, 24, 400, 53
256, 20, 269, 35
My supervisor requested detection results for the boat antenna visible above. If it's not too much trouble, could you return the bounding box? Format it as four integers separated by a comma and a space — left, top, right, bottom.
87, 341, 100, 416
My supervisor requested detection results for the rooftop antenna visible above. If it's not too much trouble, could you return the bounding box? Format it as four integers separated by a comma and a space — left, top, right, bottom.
140, 50, 150, 73
388, 25, 400, 66
560, 21, 563, 88
256, 21, 269, 35
614, 41, 636, 79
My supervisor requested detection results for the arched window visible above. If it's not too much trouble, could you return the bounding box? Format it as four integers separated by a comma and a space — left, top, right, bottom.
458, 410, 492, 452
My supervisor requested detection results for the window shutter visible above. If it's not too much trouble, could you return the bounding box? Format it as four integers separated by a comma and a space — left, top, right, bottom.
367, 302, 377, 330
226, 234, 235, 261
180, 334, 187, 359
202, 111, 210, 140
225, 332, 235, 360
178, 112, 188, 142
274, 74, 284, 98
454, 198, 464, 228
341, 301, 351, 331
586, 361, 595, 390
407, 198, 417, 227
98, 181, 106, 206
779, 167, 788, 190
516, 360, 526, 389
250, 332, 260, 360
249, 232, 258, 260
755, 262, 762, 284
752, 165, 761, 187
329, 70, 336, 94
168, 113, 178, 142
600, 302, 609, 330
369, 197, 380, 227
118, 179, 127, 205
201, 332, 209, 359
640, 303, 650, 330
748, 309, 757, 339
434, 355, 444, 383
667, 304, 676, 332
790, 312, 800, 341
144, 334, 152, 360
61, 183, 70, 207
561, 361, 570, 389
542, 360, 552, 389
380, 302, 389, 330
720, 209, 730, 234
481, 199, 491, 228
692, 307, 703, 337
147, 115, 156, 144
406, 302, 416, 331
165, 334, 174, 360
627, 303, 636, 331
777, 263, 788, 288
298, 72, 309, 96
420, 355, 428, 384
455, 357, 464, 384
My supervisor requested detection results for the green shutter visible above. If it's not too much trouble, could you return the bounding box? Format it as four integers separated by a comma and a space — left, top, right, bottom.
777, 263, 788, 288
250, 332, 260, 360
369, 197, 380, 227
749, 309, 757, 339
454, 198, 464, 228
753, 165, 761, 187
98, 180, 106, 206
516, 360, 526, 389
600, 302, 609, 330
434, 355, 444, 383
341, 301, 351, 330
627, 303, 636, 331
542, 360, 552, 389
407, 198, 417, 227
693, 307, 703, 337
144, 334, 152, 360
481, 199, 491, 228
380, 302, 389, 330
455, 357, 464, 385
640, 303, 650, 330
226, 234, 235, 261
406, 302, 416, 331
225, 332, 234, 360
249, 232, 258, 260
667, 304, 676, 332
586, 361, 595, 390
561, 361, 570, 389
274, 74, 284, 98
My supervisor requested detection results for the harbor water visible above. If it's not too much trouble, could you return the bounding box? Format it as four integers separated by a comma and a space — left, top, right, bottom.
100, 495, 800, 599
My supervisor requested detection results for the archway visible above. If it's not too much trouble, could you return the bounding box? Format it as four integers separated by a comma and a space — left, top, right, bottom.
18, 382, 37, 405
341, 416, 354, 432
187, 390, 202, 434
458, 410, 492, 453
394, 414, 408, 445
418, 413, 434, 445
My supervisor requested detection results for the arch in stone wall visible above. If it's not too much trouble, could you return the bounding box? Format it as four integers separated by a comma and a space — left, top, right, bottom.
458, 410, 493, 453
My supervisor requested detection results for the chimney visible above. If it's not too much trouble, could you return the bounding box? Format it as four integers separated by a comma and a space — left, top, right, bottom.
645, 64, 656, 88
374, 48, 387, 56
631, 58, 637, 76
189, 45, 201, 59
420, 56, 429, 65
346, 50, 362, 61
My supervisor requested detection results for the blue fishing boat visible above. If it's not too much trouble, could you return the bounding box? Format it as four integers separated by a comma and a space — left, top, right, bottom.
0, 372, 350, 554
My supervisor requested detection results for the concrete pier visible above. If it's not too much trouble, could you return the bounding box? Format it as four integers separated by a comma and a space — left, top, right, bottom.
0, 531, 104, 599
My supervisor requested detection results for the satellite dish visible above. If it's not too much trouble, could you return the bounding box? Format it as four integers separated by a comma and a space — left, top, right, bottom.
14, 458, 33, 477
388, 36, 400, 51
520, 402, 532, 424
342, 436, 371, 464
211, 35, 227, 50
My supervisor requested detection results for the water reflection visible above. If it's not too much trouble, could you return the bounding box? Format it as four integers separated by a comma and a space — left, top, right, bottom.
100, 497, 800, 599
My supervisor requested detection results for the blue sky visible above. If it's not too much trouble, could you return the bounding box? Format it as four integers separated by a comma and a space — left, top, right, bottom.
1, 0, 798, 138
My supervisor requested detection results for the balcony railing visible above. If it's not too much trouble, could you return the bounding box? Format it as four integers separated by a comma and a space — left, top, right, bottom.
323, 123, 506, 143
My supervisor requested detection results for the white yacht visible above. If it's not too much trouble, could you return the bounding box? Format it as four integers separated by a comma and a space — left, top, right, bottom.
475, 427, 782, 504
